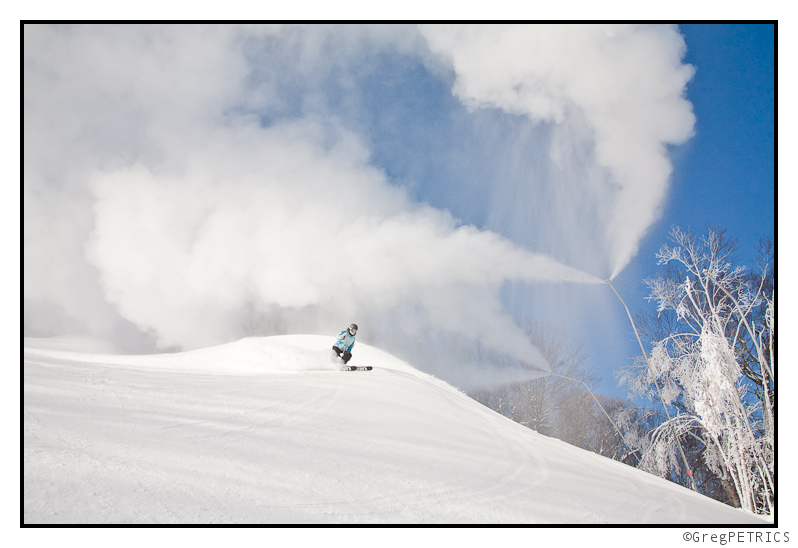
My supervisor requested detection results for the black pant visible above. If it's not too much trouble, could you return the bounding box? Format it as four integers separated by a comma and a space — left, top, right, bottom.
333, 346, 352, 364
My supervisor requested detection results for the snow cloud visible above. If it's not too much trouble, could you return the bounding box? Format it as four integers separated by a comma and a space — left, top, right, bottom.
24, 24, 694, 380
24, 24, 603, 372
84, 121, 594, 358
420, 24, 696, 278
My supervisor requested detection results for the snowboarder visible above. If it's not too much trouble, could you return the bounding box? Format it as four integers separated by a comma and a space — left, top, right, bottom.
333, 323, 358, 365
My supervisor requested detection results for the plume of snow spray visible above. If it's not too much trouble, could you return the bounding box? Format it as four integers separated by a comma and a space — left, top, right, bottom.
84, 121, 600, 370
24, 24, 691, 383
24, 25, 605, 373
420, 24, 696, 279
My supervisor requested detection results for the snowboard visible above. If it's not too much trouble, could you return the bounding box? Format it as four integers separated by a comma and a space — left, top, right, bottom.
342, 366, 372, 371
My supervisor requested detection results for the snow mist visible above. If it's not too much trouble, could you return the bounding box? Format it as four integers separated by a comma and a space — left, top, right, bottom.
24, 25, 605, 374
84, 124, 600, 370
24, 25, 694, 384
421, 24, 696, 280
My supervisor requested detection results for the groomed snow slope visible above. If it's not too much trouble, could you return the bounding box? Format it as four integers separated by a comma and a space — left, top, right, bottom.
24, 335, 767, 524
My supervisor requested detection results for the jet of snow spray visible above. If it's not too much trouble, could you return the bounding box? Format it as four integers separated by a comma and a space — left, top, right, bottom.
420, 24, 696, 281
24, 25, 692, 387
24, 25, 593, 361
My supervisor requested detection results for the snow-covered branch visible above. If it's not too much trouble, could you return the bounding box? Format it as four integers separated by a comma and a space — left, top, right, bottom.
619, 227, 774, 515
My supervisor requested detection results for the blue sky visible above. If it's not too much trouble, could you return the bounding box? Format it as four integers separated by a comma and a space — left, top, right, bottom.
444, 24, 770, 397
317, 24, 776, 396
600, 24, 775, 395
634, 23, 774, 281
24, 24, 775, 398
675, 24, 774, 246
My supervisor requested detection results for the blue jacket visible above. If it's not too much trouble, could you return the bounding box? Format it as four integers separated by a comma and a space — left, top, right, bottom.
334, 329, 356, 353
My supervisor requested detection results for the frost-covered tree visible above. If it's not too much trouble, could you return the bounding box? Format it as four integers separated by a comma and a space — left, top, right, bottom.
469, 319, 645, 468
620, 227, 774, 515
587, 395, 645, 466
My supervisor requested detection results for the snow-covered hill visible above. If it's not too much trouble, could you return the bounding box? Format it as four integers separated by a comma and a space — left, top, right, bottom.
23, 335, 768, 524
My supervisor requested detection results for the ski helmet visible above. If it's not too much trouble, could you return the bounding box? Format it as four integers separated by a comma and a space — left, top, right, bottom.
349, 323, 358, 334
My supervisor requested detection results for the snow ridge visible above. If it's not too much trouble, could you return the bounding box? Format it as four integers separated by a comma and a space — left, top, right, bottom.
24, 335, 767, 524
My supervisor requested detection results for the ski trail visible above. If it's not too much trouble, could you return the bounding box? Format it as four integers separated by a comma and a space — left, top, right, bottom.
24, 336, 769, 524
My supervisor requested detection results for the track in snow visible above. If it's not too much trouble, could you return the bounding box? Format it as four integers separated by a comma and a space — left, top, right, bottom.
23, 335, 769, 524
